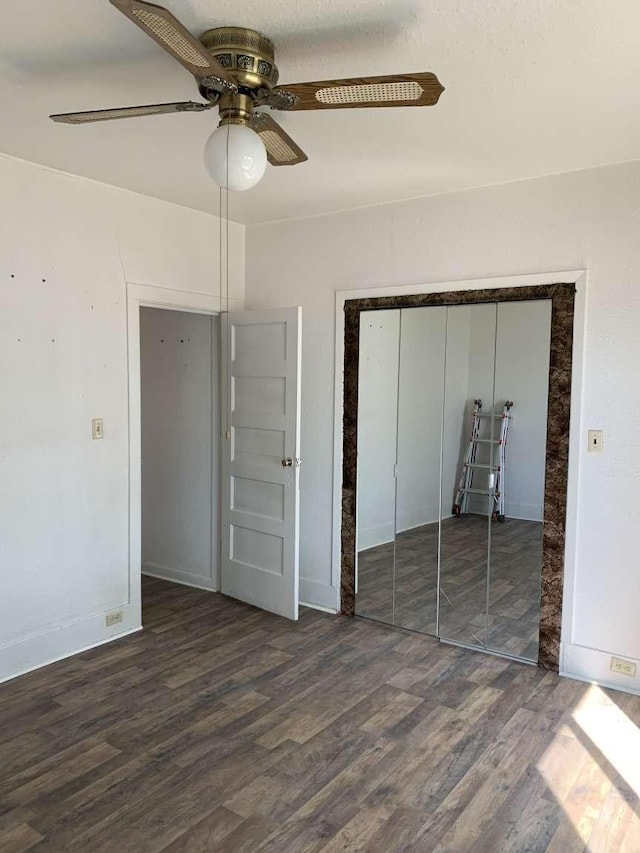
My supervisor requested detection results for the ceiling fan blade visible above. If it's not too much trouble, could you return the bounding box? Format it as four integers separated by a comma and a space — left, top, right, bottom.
250, 113, 308, 166
268, 72, 444, 111
109, 0, 236, 86
50, 100, 214, 124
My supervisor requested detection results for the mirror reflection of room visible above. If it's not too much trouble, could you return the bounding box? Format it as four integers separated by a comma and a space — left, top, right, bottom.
355, 298, 552, 664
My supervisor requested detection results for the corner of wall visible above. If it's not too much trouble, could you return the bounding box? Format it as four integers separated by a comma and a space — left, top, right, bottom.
299, 579, 339, 613
0, 604, 142, 685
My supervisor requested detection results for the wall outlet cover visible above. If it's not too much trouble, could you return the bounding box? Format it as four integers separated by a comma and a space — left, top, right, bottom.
610, 656, 636, 677
105, 610, 123, 627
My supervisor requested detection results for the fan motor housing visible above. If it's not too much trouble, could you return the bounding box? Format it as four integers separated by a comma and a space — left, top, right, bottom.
198, 27, 279, 95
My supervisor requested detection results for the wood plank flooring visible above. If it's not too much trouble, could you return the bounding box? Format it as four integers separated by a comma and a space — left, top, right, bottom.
357, 516, 543, 661
1, 576, 639, 852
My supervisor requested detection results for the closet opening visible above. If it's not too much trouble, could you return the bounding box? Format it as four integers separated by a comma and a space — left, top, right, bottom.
139, 307, 220, 605
340, 283, 575, 671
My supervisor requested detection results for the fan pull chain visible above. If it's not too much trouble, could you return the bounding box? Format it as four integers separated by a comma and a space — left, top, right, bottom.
217, 126, 232, 439
219, 183, 224, 437
225, 125, 231, 438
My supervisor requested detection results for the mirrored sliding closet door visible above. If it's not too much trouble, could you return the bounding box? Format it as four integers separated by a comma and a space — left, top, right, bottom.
439, 303, 497, 650
355, 299, 552, 664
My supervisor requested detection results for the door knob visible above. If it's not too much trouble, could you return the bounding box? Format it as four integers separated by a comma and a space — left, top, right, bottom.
281, 458, 293, 467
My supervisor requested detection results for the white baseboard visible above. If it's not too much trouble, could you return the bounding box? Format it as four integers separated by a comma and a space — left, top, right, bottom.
562, 642, 640, 696
395, 509, 438, 533
144, 566, 336, 613
505, 502, 543, 522
358, 523, 394, 552
0, 603, 142, 685
299, 578, 339, 613
142, 561, 215, 591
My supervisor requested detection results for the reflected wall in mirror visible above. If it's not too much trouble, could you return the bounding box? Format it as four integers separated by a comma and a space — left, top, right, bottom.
394, 307, 445, 634
355, 310, 399, 623
354, 295, 553, 665
355, 307, 445, 633
487, 300, 551, 660
439, 303, 497, 649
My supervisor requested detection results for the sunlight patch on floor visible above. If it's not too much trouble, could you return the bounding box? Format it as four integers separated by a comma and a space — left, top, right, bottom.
572, 684, 640, 796
537, 684, 640, 850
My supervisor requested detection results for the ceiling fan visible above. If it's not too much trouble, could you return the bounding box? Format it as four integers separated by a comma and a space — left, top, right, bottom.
50, 0, 445, 191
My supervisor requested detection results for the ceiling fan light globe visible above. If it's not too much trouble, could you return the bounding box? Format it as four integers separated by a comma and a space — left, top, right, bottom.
204, 123, 267, 191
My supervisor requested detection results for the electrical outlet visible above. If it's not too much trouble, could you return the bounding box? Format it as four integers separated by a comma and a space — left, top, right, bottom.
610, 656, 636, 677
587, 429, 603, 453
92, 418, 104, 440
105, 610, 123, 628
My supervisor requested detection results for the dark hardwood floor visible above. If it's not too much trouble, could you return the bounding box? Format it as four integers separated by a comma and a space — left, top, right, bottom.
1, 576, 639, 851
356, 516, 543, 661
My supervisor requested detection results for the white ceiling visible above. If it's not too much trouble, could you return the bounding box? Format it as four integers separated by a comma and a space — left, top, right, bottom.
2, 0, 640, 224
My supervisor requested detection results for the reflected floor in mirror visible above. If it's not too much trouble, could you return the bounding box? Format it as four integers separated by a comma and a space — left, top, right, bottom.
356, 516, 543, 662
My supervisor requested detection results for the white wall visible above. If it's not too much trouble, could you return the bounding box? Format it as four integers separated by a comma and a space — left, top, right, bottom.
446, 304, 497, 515
442, 307, 472, 516
356, 298, 549, 547
357, 310, 399, 551
396, 307, 447, 533
0, 153, 243, 683
245, 160, 640, 692
357, 306, 448, 551
454, 301, 551, 521
140, 308, 219, 590
495, 301, 551, 521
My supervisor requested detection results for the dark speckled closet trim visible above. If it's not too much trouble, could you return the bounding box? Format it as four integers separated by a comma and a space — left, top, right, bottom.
340, 282, 576, 672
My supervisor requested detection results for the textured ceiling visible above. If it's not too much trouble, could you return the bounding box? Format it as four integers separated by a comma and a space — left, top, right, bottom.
1, 0, 640, 224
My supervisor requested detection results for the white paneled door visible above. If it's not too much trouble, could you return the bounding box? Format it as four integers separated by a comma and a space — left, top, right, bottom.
221, 307, 302, 619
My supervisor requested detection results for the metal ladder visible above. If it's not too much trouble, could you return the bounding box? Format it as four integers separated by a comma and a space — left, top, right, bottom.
452, 399, 514, 522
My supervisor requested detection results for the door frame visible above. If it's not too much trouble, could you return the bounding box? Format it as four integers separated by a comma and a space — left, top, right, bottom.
127, 282, 239, 626
333, 270, 586, 672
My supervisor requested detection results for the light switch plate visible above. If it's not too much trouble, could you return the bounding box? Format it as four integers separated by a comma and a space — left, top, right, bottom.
91, 418, 104, 440
587, 429, 603, 453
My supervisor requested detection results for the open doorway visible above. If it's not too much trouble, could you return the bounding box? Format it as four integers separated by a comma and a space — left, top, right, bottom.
127, 285, 303, 627
139, 307, 220, 607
